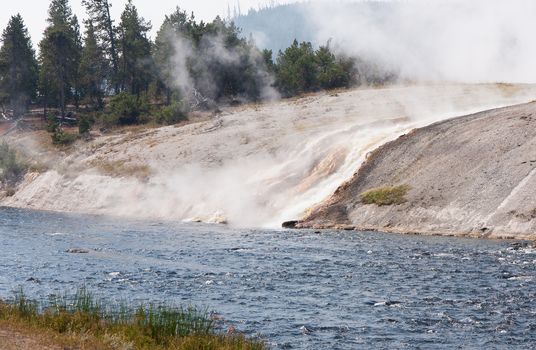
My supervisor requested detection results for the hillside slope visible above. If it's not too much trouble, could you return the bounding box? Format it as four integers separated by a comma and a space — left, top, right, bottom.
294, 102, 536, 239
2, 84, 536, 228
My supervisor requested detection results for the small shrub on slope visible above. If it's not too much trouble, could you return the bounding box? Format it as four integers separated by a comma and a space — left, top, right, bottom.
0, 143, 27, 184
360, 185, 410, 206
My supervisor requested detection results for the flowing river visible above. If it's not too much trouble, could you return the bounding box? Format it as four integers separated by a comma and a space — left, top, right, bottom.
1, 207, 536, 349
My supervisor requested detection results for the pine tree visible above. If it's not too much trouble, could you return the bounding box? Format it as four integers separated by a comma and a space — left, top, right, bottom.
153, 7, 192, 104
79, 21, 106, 109
0, 14, 38, 118
82, 0, 120, 93
70, 15, 83, 109
118, 0, 152, 96
38, 0, 80, 118
262, 49, 275, 73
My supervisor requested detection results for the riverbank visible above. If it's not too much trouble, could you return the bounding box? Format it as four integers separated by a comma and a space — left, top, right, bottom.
0, 289, 265, 350
293, 102, 536, 239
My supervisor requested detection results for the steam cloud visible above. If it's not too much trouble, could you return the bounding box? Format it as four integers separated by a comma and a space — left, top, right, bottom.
307, 0, 536, 83
165, 29, 279, 103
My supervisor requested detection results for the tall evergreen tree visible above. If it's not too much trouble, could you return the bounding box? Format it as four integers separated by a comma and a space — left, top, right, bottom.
153, 7, 192, 104
79, 21, 106, 109
118, 0, 152, 96
38, 0, 80, 118
0, 14, 38, 118
70, 15, 83, 109
82, 0, 120, 93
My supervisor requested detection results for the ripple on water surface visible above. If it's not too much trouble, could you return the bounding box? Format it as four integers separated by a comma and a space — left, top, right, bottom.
1, 207, 536, 349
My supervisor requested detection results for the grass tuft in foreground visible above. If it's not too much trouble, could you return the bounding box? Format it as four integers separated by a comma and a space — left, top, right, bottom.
360, 184, 410, 206
0, 288, 266, 349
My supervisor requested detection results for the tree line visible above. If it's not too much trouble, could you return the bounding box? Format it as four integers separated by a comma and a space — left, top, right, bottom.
0, 0, 395, 128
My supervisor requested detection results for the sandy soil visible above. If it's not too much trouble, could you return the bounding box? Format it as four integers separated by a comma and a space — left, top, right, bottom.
2, 83, 536, 229
0, 326, 60, 350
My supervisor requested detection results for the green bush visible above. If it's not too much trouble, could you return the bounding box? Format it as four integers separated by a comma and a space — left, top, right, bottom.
275, 41, 358, 97
107, 92, 148, 125
360, 185, 410, 206
316, 45, 354, 90
78, 116, 91, 134
51, 128, 78, 145
46, 114, 59, 133
0, 143, 27, 184
46, 113, 78, 146
156, 101, 189, 125
276, 40, 319, 97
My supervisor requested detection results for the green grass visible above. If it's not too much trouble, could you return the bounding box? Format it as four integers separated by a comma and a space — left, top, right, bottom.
360, 185, 410, 206
0, 288, 266, 349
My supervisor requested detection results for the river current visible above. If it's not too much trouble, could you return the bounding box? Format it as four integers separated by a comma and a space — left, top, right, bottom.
1, 207, 536, 349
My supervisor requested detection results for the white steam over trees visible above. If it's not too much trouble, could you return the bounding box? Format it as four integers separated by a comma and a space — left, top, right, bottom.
237, 1, 536, 83
153, 8, 192, 105
153, 7, 277, 105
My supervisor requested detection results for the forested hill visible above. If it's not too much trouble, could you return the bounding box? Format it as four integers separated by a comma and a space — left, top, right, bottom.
234, 2, 398, 53
234, 3, 314, 54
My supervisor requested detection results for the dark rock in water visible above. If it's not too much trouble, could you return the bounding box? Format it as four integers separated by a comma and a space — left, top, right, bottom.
510, 242, 529, 251
26, 277, 40, 283
300, 325, 314, 334
65, 248, 89, 254
282, 220, 299, 229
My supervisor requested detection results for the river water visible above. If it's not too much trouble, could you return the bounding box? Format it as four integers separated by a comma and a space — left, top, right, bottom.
1, 207, 536, 349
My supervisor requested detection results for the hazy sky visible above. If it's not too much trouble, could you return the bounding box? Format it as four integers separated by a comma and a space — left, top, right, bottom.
0, 0, 298, 45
